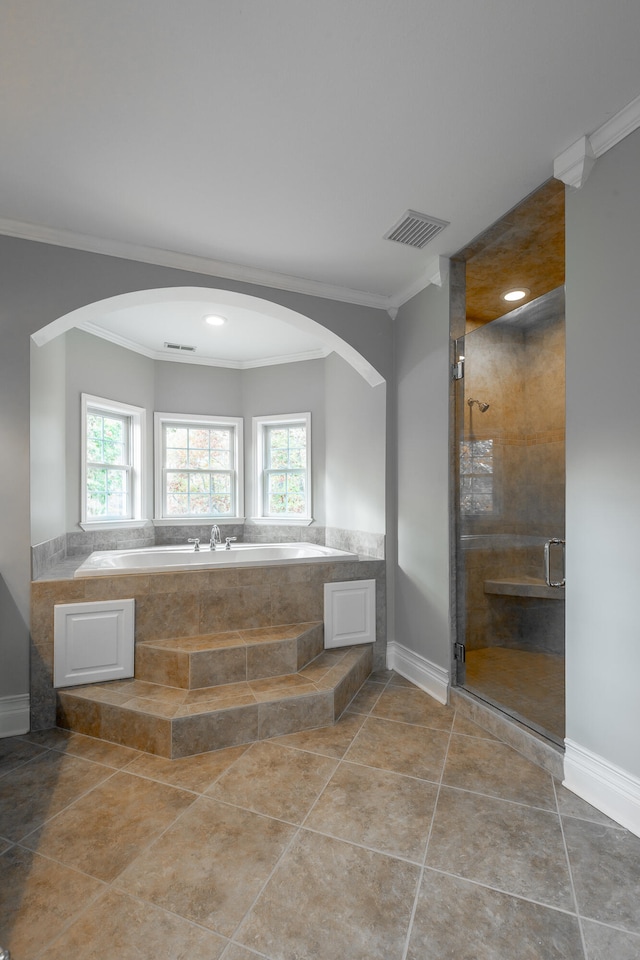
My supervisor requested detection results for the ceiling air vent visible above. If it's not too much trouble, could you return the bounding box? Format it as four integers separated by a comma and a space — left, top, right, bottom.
164, 342, 196, 352
384, 209, 449, 249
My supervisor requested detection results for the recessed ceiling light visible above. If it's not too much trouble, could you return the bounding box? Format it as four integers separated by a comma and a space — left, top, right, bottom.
203, 314, 226, 326
502, 288, 530, 302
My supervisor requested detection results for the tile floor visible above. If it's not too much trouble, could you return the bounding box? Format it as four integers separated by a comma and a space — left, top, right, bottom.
1, 671, 639, 959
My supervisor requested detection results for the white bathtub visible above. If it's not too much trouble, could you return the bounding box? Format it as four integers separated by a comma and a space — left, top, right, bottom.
74, 542, 359, 577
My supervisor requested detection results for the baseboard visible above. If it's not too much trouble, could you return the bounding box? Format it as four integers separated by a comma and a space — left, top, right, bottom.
0, 694, 30, 737
564, 739, 640, 838
386, 640, 449, 704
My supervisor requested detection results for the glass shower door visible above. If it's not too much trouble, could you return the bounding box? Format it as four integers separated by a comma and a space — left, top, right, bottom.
455, 289, 566, 745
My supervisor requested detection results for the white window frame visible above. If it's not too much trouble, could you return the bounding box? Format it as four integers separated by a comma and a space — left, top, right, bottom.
252, 412, 312, 524
154, 412, 244, 524
81, 394, 145, 529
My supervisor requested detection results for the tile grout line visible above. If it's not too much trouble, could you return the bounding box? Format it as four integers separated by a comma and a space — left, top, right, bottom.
553, 776, 590, 960
400, 703, 457, 960
222, 671, 398, 953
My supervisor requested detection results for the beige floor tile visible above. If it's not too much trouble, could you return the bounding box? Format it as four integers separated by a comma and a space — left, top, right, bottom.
555, 782, 620, 827
345, 715, 449, 781
0, 749, 114, 841
208, 740, 337, 823
582, 918, 640, 959
222, 944, 266, 960
236, 828, 419, 960
562, 816, 640, 934
407, 869, 584, 959
22, 770, 196, 881
0, 845, 104, 958
442, 735, 557, 809
0, 736, 48, 776
51, 731, 142, 768
268, 711, 365, 758
426, 786, 574, 910
371, 685, 455, 730
126, 744, 249, 792
115, 796, 295, 937
451, 713, 499, 740
305, 760, 438, 861
44, 888, 228, 960
345, 679, 386, 714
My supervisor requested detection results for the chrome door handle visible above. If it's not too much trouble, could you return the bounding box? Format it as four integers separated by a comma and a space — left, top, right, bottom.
544, 538, 565, 587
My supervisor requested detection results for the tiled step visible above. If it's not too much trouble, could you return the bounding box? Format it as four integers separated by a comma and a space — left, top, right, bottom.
135, 622, 324, 689
56, 644, 373, 758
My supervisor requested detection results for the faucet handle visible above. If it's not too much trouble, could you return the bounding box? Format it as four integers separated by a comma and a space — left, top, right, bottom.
225, 537, 237, 550
188, 538, 201, 552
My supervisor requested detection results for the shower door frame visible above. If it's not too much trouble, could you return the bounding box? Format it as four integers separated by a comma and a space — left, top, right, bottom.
450, 286, 567, 746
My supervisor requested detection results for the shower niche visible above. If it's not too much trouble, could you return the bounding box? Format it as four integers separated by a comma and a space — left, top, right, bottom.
455, 286, 566, 745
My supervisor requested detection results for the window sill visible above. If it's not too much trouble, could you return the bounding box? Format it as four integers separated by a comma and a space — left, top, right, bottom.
79, 520, 152, 532
153, 517, 245, 527
246, 517, 314, 526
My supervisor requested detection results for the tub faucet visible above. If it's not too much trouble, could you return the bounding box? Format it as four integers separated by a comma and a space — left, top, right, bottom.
225, 537, 237, 550
188, 538, 200, 552
210, 525, 222, 550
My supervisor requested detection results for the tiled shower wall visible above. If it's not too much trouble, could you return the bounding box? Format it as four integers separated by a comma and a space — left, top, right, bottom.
459, 290, 565, 653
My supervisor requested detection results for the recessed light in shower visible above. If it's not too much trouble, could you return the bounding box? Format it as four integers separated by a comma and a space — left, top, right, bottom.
502, 288, 530, 302
203, 314, 226, 326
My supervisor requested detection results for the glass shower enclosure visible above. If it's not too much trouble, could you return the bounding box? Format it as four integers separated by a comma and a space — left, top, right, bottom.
455, 287, 566, 745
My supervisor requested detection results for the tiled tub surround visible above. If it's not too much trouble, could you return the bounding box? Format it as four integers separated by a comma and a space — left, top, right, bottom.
32, 524, 385, 579
30, 556, 385, 732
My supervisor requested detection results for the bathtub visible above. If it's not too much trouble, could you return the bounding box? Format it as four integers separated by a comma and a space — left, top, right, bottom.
74, 542, 359, 577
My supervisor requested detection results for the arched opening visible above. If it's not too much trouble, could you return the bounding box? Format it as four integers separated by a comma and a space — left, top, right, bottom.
30, 286, 386, 565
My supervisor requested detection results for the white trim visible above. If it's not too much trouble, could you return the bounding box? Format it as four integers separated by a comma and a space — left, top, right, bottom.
386, 640, 449, 705
246, 517, 313, 526
589, 91, 640, 158
81, 394, 146, 524
564, 738, 640, 839
78, 319, 331, 370
553, 135, 596, 189
79, 519, 153, 532
153, 516, 243, 527
554, 92, 640, 189
154, 411, 244, 522
0, 216, 388, 310
253, 412, 312, 522
31, 287, 385, 389
0, 694, 30, 737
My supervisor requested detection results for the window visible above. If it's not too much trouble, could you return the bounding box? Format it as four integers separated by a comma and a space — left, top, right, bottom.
82, 395, 144, 525
154, 413, 243, 521
254, 413, 311, 521
460, 439, 494, 514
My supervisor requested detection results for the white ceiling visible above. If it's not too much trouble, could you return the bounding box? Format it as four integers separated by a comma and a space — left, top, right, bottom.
2, 0, 640, 317
79, 297, 332, 367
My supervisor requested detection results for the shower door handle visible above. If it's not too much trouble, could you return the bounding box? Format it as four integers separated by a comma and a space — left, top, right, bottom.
544, 539, 566, 588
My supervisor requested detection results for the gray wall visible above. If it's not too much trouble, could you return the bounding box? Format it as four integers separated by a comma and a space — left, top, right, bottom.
394, 282, 450, 666
64, 329, 156, 528
240, 359, 327, 525
0, 235, 392, 703
324, 351, 386, 536
565, 126, 640, 778
30, 335, 67, 545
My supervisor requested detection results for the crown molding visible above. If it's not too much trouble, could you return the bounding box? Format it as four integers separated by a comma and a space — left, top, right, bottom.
0, 216, 390, 311
78, 320, 331, 369
388, 255, 451, 310
554, 92, 640, 189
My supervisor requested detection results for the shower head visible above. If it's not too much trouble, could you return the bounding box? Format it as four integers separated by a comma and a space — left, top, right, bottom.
467, 398, 490, 413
